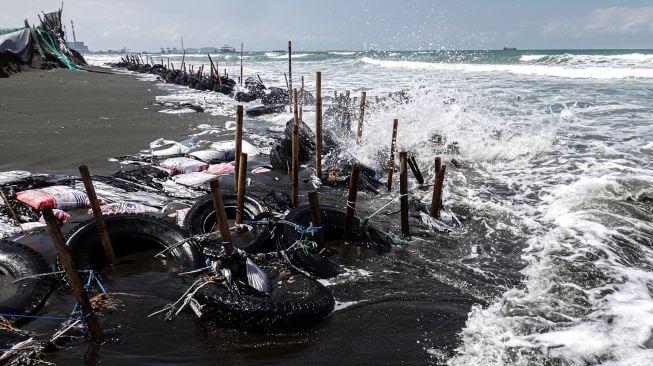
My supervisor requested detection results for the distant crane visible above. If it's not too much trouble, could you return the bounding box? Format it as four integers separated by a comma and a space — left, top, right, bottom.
70, 20, 78, 44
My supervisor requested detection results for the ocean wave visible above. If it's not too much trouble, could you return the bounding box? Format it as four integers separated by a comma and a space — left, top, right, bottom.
266, 53, 310, 59
328, 51, 357, 55
360, 57, 653, 79
520, 53, 653, 66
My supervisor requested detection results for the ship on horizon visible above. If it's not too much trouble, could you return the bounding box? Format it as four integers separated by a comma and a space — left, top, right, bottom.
219, 44, 236, 53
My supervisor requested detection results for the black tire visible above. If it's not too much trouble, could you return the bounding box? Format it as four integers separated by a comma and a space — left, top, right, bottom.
183, 194, 272, 253
0, 240, 54, 323
193, 276, 334, 333
282, 204, 392, 254
64, 214, 202, 272
280, 204, 392, 278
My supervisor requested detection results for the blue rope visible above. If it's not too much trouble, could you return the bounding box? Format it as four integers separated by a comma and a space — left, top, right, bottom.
0, 313, 80, 322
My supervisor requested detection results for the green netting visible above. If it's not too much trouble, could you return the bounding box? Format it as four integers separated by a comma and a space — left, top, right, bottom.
34, 27, 76, 70
0, 27, 24, 36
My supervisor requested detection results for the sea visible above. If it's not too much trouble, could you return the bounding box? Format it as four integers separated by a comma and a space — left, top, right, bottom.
5, 49, 653, 365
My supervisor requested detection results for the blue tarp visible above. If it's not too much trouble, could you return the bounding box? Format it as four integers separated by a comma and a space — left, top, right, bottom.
0, 28, 32, 63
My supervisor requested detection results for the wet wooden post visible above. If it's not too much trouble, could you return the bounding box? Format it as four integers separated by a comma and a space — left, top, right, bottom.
408, 154, 424, 185
399, 152, 409, 237
315, 72, 323, 179
291, 89, 300, 208
209, 180, 233, 256
288, 41, 293, 99
387, 119, 399, 191
79, 165, 116, 266
235, 153, 248, 226
429, 163, 447, 219
345, 90, 352, 131
307, 191, 326, 249
344, 165, 361, 243
240, 43, 244, 86
357, 91, 366, 144
434, 156, 442, 174
234, 105, 244, 191
299, 76, 304, 122
43, 207, 104, 342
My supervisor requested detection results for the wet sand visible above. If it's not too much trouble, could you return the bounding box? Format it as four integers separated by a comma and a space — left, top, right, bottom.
0, 67, 223, 175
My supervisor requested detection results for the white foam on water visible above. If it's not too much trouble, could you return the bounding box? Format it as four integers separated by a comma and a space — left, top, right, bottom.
361, 57, 653, 79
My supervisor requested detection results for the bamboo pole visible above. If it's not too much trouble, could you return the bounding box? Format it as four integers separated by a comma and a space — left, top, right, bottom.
408, 154, 424, 184
387, 119, 399, 191
307, 191, 325, 249
315, 72, 322, 179
240, 43, 244, 86
235, 153, 248, 226
399, 152, 409, 237
209, 180, 233, 256
234, 105, 244, 191
357, 91, 366, 144
79, 165, 116, 266
291, 89, 300, 208
429, 164, 447, 218
344, 164, 361, 243
43, 207, 104, 342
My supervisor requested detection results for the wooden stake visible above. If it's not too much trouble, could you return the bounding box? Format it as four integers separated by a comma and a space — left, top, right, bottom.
291, 89, 300, 208
315, 72, 322, 179
209, 180, 233, 256
181, 50, 186, 73
345, 91, 351, 131
387, 119, 399, 191
299, 76, 304, 122
399, 152, 409, 237
434, 156, 442, 174
43, 207, 104, 342
235, 153, 248, 226
429, 164, 447, 218
344, 164, 361, 243
79, 165, 116, 266
408, 154, 424, 184
357, 91, 366, 144
240, 43, 244, 86
307, 191, 325, 249
288, 41, 292, 100
234, 105, 243, 191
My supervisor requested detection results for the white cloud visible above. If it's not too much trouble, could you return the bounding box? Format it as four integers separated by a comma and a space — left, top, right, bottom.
542, 6, 653, 38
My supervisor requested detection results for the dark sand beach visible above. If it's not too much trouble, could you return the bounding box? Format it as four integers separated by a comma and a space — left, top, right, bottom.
0, 68, 220, 175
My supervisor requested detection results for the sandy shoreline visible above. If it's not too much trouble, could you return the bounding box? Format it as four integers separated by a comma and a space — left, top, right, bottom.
0, 67, 225, 175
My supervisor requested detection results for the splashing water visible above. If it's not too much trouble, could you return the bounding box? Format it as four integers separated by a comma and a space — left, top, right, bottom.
81, 49, 653, 365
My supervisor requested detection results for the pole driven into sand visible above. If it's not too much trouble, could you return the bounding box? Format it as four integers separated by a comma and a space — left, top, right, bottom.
79, 165, 116, 266
209, 179, 233, 256
288, 41, 293, 100
235, 153, 248, 226
291, 89, 300, 208
430, 163, 447, 218
43, 207, 104, 342
234, 105, 244, 191
387, 119, 399, 191
240, 43, 244, 86
315, 72, 323, 179
308, 191, 326, 249
357, 91, 366, 144
408, 154, 424, 185
399, 152, 409, 237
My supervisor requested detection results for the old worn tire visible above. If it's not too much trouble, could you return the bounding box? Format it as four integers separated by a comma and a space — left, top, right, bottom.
194, 276, 334, 333
183, 194, 272, 253
64, 214, 202, 271
0, 240, 54, 323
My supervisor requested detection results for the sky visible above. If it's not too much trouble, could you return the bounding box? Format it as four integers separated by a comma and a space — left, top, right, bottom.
2, 0, 652, 51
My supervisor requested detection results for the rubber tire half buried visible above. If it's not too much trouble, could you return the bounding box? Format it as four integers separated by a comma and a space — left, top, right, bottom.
0, 240, 54, 324
64, 214, 202, 272
183, 193, 272, 253
281, 204, 392, 254
193, 277, 334, 333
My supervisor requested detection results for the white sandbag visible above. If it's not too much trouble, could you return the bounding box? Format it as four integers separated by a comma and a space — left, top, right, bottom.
159, 157, 209, 175
171, 172, 216, 187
